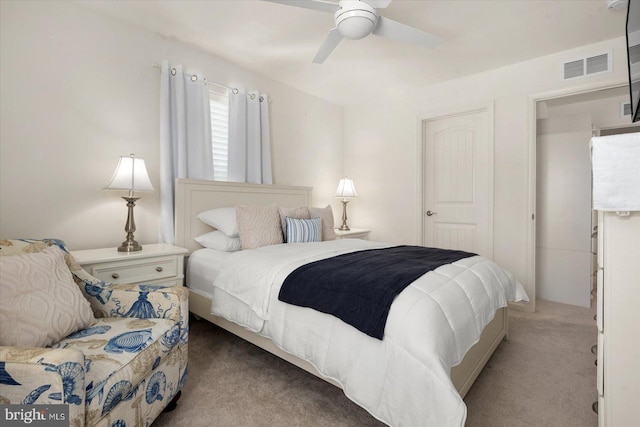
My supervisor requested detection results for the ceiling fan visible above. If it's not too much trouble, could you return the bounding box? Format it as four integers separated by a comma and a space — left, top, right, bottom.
264, 0, 443, 64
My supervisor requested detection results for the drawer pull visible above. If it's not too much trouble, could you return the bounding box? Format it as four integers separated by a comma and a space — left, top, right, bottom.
156, 266, 163, 272
112, 273, 120, 279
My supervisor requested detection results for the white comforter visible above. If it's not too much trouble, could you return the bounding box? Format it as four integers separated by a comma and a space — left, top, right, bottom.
210, 239, 528, 426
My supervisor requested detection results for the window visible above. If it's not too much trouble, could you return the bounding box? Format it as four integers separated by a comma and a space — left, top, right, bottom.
209, 89, 229, 181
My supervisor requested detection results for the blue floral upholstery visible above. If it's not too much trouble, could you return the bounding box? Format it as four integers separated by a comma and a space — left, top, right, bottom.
0, 239, 188, 427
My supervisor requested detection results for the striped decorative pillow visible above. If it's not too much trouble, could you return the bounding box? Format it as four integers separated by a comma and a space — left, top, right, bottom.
285, 217, 323, 243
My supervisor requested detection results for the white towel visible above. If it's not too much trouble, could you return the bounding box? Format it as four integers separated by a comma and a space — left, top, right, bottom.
591, 132, 640, 211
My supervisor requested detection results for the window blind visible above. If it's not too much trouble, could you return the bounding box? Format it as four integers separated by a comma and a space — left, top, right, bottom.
209, 89, 229, 181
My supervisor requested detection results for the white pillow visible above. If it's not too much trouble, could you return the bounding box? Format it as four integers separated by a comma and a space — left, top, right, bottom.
197, 207, 239, 237
0, 245, 95, 347
285, 217, 322, 243
195, 231, 242, 252
309, 205, 337, 241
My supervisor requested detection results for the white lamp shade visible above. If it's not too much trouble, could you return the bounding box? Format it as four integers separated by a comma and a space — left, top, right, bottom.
105, 155, 155, 192
335, 178, 358, 198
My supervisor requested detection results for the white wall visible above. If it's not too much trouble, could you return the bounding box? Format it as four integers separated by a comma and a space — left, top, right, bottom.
344, 37, 629, 310
0, 1, 344, 250
536, 114, 593, 307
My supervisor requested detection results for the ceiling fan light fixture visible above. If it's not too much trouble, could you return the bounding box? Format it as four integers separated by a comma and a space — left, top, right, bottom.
265, 0, 443, 63
335, 1, 378, 40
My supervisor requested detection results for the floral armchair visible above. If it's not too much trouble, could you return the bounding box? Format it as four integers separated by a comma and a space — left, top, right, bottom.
0, 239, 188, 427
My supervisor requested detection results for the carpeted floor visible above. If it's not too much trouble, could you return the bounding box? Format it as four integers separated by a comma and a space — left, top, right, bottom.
153, 299, 597, 426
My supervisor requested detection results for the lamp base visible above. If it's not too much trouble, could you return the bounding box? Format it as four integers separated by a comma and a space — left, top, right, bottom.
117, 239, 142, 252
117, 196, 143, 252
339, 199, 350, 231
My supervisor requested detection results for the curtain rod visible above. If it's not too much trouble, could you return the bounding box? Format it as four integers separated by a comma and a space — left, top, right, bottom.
150, 62, 239, 94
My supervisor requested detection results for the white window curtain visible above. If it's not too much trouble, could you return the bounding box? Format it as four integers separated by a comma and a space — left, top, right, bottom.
159, 61, 214, 244
228, 90, 272, 184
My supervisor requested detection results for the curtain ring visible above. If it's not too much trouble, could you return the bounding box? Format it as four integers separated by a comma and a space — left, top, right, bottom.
191, 75, 197, 82
171, 68, 177, 76
250, 93, 256, 100
259, 96, 264, 102
232, 88, 239, 94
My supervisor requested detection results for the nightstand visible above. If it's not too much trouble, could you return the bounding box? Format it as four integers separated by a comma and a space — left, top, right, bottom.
70, 243, 188, 287
334, 228, 371, 240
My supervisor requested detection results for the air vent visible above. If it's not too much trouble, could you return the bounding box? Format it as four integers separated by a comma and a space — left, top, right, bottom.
621, 102, 632, 117
563, 51, 612, 80
629, 44, 640, 65
586, 54, 609, 74
564, 60, 584, 79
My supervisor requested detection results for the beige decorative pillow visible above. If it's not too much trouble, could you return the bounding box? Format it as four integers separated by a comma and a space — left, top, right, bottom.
309, 205, 337, 241
236, 205, 284, 250
278, 206, 310, 238
0, 239, 51, 256
0, 245, 95, 347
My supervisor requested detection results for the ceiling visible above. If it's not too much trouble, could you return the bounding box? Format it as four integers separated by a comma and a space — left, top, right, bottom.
80, 0, 628, 106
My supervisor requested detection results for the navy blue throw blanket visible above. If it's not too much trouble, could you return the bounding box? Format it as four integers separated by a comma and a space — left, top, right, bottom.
278, 245, 476, 340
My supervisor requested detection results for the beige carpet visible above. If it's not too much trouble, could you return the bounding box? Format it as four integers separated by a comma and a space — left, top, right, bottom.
153, 299, 597, 426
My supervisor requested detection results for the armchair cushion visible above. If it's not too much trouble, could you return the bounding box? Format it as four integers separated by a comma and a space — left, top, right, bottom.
0, 245, 95, 347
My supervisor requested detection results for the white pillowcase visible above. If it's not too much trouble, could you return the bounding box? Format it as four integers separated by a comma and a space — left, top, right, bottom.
195, 231, 242, 252
197, 207, 239, 237
0, 245, 95, 347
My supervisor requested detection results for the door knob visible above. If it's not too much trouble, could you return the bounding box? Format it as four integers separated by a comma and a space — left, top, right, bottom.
426, 210, 437, 216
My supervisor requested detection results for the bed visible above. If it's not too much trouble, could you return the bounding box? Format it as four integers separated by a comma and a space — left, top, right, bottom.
174, 179, 528, 426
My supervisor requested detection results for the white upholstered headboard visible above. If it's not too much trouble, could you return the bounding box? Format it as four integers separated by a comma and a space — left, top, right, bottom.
174, 179, 312, 254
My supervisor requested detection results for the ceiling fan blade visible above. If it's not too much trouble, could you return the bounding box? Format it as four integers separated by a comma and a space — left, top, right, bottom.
373, 16, 443, 49
313, 28, 344, 63
362, 0, 392, 8
262, 0, 339, 14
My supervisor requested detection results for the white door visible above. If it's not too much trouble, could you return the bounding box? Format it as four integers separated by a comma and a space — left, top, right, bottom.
422, 110, 493, 258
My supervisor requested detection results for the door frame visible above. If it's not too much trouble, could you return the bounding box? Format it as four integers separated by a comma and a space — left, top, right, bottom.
416, 102, 495, 260
526, 80, 628, 313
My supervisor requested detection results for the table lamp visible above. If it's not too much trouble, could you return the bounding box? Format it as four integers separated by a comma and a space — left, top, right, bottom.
105, 154, 155, 252
335, 177, 358, 231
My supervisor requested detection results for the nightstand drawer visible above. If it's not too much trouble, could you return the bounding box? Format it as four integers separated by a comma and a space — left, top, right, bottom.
71, 243, 188, 287
334, 228, 371, 240
88, 256, 178, 284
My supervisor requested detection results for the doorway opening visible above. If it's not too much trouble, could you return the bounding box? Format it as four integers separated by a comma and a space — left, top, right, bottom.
534, 85, 639, 308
